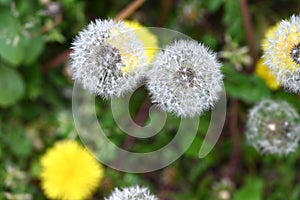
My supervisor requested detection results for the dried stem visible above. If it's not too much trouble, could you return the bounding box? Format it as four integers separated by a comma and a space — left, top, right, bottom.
224, 99, 241, 183
240, 0, 258, 69
43, 49, 71, 72
115, 0, 147, 20
158, 0, 171, 26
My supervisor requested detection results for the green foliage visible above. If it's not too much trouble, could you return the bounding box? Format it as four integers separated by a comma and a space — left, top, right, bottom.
0, 65, 25, 106
223, 0, 245, 42
0, 3, 44, 66
233, 177, 263, 200
1, 0, 300, 199
201, 0, 223, 12
224, 65, 271, 103
2, 126, 32, 159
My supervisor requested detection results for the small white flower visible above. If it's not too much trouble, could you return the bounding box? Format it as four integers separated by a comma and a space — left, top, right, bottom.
70, 19, 148, 98
105, 185, 158, 200
146, 40, 223, 118
246, 99, 300, 155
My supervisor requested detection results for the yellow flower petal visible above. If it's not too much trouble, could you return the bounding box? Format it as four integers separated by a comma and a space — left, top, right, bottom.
255, 59, 280, 90
121, 20, 159, 73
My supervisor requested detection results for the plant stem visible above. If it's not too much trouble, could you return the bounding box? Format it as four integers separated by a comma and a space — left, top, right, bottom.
224, 99, 241, 183
240, 0, 258, 70
115, 0, 147, 20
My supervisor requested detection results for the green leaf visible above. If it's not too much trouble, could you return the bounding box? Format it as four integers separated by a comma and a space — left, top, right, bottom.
224, 66, 270, 103
0, 0, 10, 5
201, 0, 224, 12
2, 127, 32, 158
0, 65, 25, 107
23, 64, 42, 99
23, 35, 45, 65
185, 135, 203, 158
233, 177, 263, 200
0, 9, 25, 66
223, 0, 244, 42
0, 7, 44, 66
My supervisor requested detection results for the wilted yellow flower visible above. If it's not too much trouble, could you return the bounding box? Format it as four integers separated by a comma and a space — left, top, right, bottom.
255, 59, 280, 90
122, 20, 158, 72
40, 140, 104, 200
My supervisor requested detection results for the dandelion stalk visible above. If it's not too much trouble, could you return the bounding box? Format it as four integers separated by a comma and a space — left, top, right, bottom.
240, 0, 258, 68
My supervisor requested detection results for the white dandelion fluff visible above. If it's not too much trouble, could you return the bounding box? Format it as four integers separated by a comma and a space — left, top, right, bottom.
246, 99, 300, 155
105, 185, 158, 200
263, 15, 300, 93
146, 39, 223, 118
70, 19, 148, 98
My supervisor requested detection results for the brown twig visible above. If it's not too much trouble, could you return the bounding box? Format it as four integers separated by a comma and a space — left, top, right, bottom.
158, 0, 171, 26
240, 0, 258, 69
39, 14, 63, 35
223, 99, 241, 183
43, 49, 72, 72
115, 0, 147, 20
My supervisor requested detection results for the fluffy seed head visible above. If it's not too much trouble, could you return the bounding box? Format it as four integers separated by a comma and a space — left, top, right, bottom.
70, 19, 148, 98
105, 185, 158, 200
146, 40, 223, 118
263, 15, 300, 93
246, 99, 300, 155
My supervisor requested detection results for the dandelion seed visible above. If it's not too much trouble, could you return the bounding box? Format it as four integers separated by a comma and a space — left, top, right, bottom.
146, 40, 223, 118
245, 99, 300, 155
105, 185, 158, 200
70, 19, 149, 98
263, 15, 300, 92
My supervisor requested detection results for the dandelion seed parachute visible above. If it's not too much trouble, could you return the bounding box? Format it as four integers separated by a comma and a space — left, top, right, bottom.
70, 19, 149, 98
263, 15, 300, 93
105, 185, 158, 200
146, 39, 223, 118
40, 140, 104, 200
246, 99, 300, 155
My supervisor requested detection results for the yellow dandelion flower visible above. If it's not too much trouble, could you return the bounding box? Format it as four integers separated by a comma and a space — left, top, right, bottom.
121, 20, 159, 73
255, 59, 280, 90
263, 15, 300, 92
40, 140, 104, 200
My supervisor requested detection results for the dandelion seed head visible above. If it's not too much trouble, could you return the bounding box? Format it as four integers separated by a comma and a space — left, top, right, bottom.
263, 15, 300, 93
70, 19, 148, 98
105, 185, 158, 200
146, 40, 223, 118
246, 99, 300, 155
